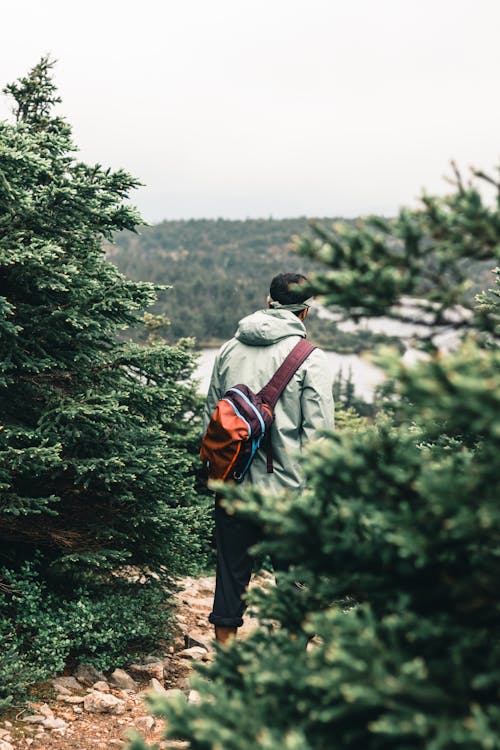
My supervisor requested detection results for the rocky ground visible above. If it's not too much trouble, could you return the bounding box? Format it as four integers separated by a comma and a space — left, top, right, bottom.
0, 573, 269, 750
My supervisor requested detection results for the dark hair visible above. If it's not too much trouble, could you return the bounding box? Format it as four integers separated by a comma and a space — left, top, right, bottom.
269, 273, 310, 306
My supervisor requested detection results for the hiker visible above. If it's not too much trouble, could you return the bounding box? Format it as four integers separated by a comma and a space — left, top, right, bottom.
202, 273, 335, 644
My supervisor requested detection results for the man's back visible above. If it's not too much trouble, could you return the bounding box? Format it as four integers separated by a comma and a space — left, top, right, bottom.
203, 307, 334, 492
205, 272, 335, 644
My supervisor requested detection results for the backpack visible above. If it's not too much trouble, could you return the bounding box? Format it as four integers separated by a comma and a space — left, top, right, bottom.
200, 339, 315, 483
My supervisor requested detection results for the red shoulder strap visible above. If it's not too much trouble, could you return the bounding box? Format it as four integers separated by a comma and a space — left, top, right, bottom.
258, 339, 316, 410
259, 339, 315, 474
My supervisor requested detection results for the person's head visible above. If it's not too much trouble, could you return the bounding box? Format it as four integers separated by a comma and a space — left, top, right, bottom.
267, 273, 312, 321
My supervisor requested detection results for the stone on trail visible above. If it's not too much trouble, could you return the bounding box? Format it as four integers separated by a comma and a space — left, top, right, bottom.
110, 668, 137, 690
184, 631, 215, 651
0, 740, 14, 750
177, 646, 207, 661
21, 716, 46, 725
29, 703, 53, 719
83, 691, 126, 715
92, 680, 109, 692
60, 695, 85, 704
52, 676, 82, 693
134, 715, 155, 734
75, 663, 106, 686
148, 678, 168, 696
42, 718, 68, 730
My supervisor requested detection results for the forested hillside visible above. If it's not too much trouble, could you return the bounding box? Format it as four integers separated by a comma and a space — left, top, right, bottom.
110, 218, 338, 345
110, 218, 492, 350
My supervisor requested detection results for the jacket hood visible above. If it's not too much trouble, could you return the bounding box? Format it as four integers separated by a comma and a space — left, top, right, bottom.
235, 308, 306, 346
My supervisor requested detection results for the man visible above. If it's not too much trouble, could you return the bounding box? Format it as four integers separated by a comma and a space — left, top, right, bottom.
203, 273, 335, 644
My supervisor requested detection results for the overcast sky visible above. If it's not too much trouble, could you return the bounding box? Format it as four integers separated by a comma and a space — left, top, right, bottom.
1, 0, 499, 222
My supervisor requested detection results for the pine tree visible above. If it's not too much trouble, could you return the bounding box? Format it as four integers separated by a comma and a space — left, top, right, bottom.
138, 167, 500, 749
0, 58, 208, 706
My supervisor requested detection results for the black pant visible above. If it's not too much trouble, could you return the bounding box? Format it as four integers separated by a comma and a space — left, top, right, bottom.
209, 501, 263, 628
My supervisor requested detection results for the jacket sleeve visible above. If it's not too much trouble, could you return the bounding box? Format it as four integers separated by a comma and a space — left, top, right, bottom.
300, 349, 335, 445
202, 349, 224, 434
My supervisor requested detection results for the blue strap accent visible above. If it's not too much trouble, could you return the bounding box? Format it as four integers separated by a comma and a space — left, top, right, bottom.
234, 436, 263, 483
222, 398, 251, 437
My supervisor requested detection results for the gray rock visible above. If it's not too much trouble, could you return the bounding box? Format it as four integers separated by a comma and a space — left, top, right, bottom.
188, 689, 201, 704
56, 695, 67, 702
92, 680, 109, 692
21, 716, 45, 725
74, 663, 106, 686
134, 715, 155, 733
148, 677, 168, 695
110, 668, 137, 691
29, 703, 53, 719
177, 646, 207, 661
52, 676, 82, 693
0, 740, 14, 750
42, 718, 67, 730
184, 631, 215, 651
62, 696, 85, 704
83, 691, 126, 715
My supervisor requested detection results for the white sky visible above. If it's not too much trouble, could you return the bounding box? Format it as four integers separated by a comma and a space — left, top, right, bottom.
1, 0, 499, 222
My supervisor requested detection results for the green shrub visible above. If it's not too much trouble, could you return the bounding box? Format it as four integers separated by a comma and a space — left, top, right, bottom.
0, 559, 172, 706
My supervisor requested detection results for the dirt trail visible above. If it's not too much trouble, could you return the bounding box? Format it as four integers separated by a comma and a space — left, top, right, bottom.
0, 573, 269, 750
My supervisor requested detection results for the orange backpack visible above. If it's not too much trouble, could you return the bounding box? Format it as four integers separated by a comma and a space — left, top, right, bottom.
200, 340, 315, 483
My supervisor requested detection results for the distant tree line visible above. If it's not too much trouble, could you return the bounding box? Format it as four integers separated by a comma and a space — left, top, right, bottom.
110, 218, 343, 346
110, 218, 491, 352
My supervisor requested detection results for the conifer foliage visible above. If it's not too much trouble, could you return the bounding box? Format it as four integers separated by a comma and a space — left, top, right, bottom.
0, 58, 206, 705
140, 168, 500, 749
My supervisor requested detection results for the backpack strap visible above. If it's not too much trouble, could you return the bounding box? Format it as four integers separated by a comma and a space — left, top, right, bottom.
259, 339, 316, 410
258, 339, 316, 473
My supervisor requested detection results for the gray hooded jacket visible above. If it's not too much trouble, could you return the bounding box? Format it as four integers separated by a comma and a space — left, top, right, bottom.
203, 308, 335, 492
